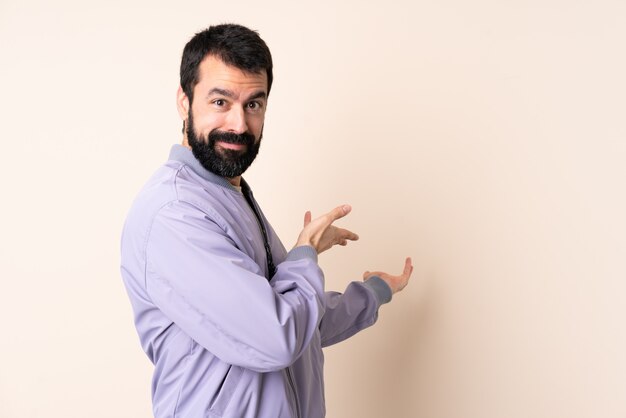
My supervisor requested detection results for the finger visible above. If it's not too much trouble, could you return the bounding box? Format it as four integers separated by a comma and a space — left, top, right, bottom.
324, 204, 352, 224
336, 227, 359, 242
303, 211, 312, 227
362, 271, 371, 280
403, 257, 413, 278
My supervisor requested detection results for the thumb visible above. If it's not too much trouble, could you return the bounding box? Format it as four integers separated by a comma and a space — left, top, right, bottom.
327, 204, 352, 223
303, 211, 312, 227
362, 270, 371, 280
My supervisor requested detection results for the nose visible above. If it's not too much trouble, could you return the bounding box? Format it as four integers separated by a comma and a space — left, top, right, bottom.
224, 105, 248, 134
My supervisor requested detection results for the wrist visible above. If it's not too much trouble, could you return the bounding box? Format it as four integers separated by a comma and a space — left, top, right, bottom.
286, 245, 318, 263
363, 276, 393, 305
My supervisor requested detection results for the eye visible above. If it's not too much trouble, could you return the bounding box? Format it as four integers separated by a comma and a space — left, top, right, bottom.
247, 101, 262, 111
213, 99, 226, 107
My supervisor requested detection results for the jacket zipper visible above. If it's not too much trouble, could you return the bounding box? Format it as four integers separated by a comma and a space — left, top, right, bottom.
286, 367, 301, 418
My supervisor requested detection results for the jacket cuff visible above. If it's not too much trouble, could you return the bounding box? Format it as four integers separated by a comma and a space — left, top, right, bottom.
363, 276, 392, 305
286, 245, 318, 263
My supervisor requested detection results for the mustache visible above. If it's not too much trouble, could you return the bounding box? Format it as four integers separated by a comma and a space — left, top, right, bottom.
208, 130, 255, 146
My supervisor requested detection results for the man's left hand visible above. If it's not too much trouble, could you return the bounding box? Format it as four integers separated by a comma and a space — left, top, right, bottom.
363, 257, 413, 295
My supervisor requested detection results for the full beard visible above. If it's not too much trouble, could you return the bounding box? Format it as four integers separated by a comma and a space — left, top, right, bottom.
186, 110, 261, 178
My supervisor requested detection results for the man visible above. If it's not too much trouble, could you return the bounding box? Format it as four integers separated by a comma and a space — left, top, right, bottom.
121, 23, 412, 418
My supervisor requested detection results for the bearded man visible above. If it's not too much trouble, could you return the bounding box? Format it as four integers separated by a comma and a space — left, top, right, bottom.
121, 23, 412, 418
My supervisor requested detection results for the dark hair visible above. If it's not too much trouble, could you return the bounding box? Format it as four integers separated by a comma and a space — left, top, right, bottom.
180, 23, 273, 104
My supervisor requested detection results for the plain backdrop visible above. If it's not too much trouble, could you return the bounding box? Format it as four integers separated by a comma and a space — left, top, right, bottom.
1, 1, 625, 417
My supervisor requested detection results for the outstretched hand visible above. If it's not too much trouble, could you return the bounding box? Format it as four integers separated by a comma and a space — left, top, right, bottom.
295, 205, 359, 254
363, 257, 413, 295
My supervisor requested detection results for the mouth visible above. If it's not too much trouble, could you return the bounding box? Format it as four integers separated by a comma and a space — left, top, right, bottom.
216, 141, 247, 152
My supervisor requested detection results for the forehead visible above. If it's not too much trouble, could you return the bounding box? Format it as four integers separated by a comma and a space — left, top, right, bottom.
195, 54, 267, 94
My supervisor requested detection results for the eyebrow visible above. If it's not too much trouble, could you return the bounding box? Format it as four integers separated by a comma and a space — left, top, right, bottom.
206, 88, 267, 101
247, 91, 267, 101
207, 88, 235, 99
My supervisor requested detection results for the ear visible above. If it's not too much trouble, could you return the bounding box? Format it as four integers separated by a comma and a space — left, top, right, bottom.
176, 86, 190, 121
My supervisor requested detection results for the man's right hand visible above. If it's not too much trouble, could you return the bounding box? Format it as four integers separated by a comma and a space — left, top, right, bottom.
295, 205, 359, 254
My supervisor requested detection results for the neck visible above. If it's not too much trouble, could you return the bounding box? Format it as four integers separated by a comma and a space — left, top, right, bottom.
228, 176, 241, 187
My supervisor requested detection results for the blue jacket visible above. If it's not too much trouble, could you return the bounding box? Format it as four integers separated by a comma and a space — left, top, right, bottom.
120, 145, 392, 417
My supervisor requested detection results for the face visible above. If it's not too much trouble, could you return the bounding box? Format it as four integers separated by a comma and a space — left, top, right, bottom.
177, 55, 268, 179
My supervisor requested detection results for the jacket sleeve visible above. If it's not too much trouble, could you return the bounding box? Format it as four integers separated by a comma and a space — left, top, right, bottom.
318, 277, 392, 347
144, 200, 325, 372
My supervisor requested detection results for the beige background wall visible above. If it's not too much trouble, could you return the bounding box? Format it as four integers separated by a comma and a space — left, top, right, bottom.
1, 0, 624, 417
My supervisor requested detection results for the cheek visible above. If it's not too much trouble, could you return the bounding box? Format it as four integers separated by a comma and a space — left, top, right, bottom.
248, 116, 265, 138
194, 112, 223, 134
